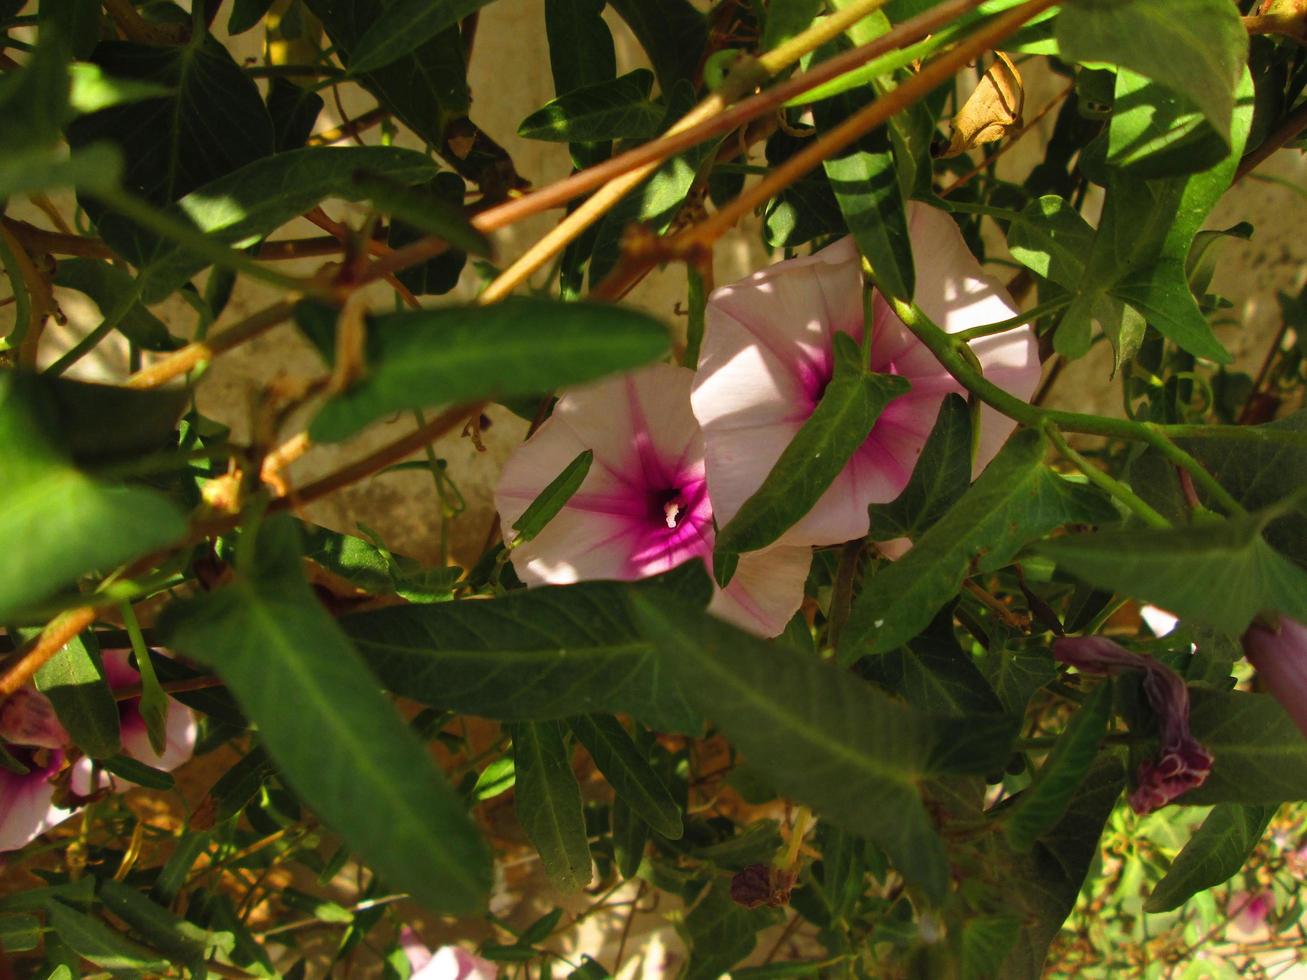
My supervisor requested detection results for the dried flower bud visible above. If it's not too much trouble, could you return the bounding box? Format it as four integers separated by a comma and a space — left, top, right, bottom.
729, 863, 796, 909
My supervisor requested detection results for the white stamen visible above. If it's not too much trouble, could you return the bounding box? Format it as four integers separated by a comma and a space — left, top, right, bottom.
664, 500, 682, 529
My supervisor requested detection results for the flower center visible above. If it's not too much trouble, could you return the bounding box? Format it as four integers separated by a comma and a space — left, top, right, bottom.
662, 492, 687, 529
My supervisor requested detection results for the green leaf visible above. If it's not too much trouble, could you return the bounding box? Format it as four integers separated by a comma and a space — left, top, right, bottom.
867, 394, 971, 540
471, 755, 516, 802
67, 63, 172, 116
0, 373, 187, 621
860, 610, 1005, 717
99, 753, 175, 790
1146, 803, 1276, 912
763, 0, 825, 50
388, 172, 472, 297
606, 0, 707, 93
716, 334, 910, 561
346, 0, 494, 75
0, 24, 70, 148
1008, 195, 1094, 291
569, 714, 683, 839
65, 37, 275, 241
1005, 685, 1112, 851
1178, 411, 1307, 567
34, 631, 120, 760
519, 69, 663, 143
1181, 690, 1307, 805
682, 879, 774, 980
1106, 69, 1231, 178
0, 913, 41, 953
1056, 0, 1248, 142
1037, 515, 1307, 636
159, 517, 491, 914
52, 258, 178, 351
612, 796, 650, 879
342, 574, 708, 733
306, 0, 471, 152
302, 296, 669, 442
544, 0, 615, 98
41, 900, 169, 973
351, 168, 491, 256
813, 56, 914, 302
511, 450, 593, 543
140, 145, 441, 300
97, 879, 230, 965
228, 0, 275, 34
1111, 258, 1233, 364
840, 430, 1116, 660
42, 375, 188, 466
984, 646, 1058, 716
996, 755, 1125, 978
510, 721, 593, 892
0, 143, 122, 199
632, 588, 1016, 903
962, 915, 1022, 980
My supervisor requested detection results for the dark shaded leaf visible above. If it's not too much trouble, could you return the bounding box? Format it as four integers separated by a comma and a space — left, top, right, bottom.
606, 0, 707, 93
159, 518, 491, 914
867, 394, 971, 540
41, 900, 168, 972
347, 0, 494, 75
343, 574, 708, 733
512, 450, 593, 543
1182, 690, 1307, 804
510, 720, 592, 892
34, 631, 120, 760
570, 713, 682, 839
0, 373, 187, 621
841, 430, 1116, 660
52, 258, 179, 351
519, 69, 663, 143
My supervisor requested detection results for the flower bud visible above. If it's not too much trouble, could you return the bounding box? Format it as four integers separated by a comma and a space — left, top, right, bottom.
1242, 616, 1307, 739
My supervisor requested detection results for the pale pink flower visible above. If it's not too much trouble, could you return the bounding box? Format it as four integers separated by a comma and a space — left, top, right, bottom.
691, 202, 1040, 547
70, 649, 197, 795
400, 927, 498, 980
495, 364, 811, 637
0, 689, 75, 853
1242, 616, 1307, 740
1228, 890, 1275, 938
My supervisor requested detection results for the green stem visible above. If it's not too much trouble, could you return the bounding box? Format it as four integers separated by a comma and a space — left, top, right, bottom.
0, 227, 32, 353
1043, 422, 1170, 529
953, 296, 1072, 344
889, 298, 1249, 517
44, 281, 142, 377
120, 601, 169, 756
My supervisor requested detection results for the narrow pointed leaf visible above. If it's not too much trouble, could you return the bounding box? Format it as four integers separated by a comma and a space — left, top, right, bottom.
569, 714, 682, 839
716, 333, 910, 561
867, 394, 971, 540
34, 631, 120, 760
840, 430, 1116, 660
299, 297, 669, 442
512, 450, 593, 543
1146, 803, 1276, 912
351, 170, 491, 255
159, 518, 491, 914
1005, 685, 1112, 851
40, 901, 169, 973
510, 721, 593, 892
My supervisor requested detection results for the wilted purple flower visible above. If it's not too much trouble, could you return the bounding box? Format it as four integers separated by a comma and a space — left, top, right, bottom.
1242, 616, 1307, 739
729, 863, 795, 909
1054, 636, 1213, 814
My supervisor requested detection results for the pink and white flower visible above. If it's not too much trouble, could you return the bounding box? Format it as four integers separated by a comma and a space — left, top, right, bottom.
71, 649, 198, 795
400, 926, 498, 980
0, 689, 75, 853
495, 364, 811, 637
691, 202, 1041, 547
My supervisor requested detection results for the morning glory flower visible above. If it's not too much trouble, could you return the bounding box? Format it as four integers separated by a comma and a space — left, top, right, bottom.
495, 364, 811, 637
399, 926, 498, 980
1054, 635, 1213, 813
691, 202, 1041, 547
0, 688, 74, 853
70, 649, 198, 795
1242, 616, 1307, 739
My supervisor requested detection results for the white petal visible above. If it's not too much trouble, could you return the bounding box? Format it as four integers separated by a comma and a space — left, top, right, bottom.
710, 545, 812, 638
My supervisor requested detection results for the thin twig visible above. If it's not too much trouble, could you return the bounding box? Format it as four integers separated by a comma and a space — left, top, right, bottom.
1236, 98, 1307, 182
124, 300, 299, 389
